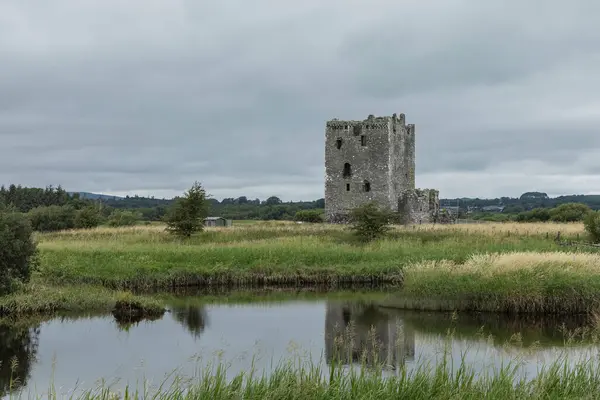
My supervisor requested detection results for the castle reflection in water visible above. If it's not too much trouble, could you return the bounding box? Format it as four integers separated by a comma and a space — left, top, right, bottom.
324, 301, 415, 370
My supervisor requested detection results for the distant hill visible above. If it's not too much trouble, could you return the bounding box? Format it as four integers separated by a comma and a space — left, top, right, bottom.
70, 192, 124, 201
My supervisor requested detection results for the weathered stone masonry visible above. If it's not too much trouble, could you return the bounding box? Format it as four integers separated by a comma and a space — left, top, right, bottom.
324, 113, 439, 224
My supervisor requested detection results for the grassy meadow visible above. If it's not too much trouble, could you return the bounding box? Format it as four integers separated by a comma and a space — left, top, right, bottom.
35, 221, 579, 289
3, 219, 600, 318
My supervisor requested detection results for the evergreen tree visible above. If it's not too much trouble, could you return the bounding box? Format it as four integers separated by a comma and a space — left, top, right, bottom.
165, 182, 210, 238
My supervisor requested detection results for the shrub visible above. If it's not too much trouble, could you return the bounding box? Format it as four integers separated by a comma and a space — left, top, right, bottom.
165, 181, 210, 238
349, 202, 394, 242
294, 210, 323, 223
549, 203, 591, 222
74, 205, 102, 229
584, 211, 600, 243
0, 209, 38, 294
516, 208, 551, 222
27, 205, 76, 232
107, 210, 141, 227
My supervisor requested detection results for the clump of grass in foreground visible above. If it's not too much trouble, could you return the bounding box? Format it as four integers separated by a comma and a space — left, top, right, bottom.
15, 344, 600, 399
385, 251, 600, 314
0, 284, 163, 320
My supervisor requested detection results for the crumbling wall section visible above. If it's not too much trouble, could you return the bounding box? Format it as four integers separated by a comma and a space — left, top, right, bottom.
398, 188, 440, 224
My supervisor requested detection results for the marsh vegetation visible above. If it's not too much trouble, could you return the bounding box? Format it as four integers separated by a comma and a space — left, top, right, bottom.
4, 189, 600, 397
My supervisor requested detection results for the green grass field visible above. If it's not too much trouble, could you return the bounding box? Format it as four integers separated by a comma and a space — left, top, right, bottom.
36, 221, 576, 289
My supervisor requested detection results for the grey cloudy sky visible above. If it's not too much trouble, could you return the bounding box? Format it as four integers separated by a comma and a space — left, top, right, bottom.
2, 0, 600, 201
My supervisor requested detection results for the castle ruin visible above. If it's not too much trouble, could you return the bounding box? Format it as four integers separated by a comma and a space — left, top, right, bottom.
324, 113, 439, 224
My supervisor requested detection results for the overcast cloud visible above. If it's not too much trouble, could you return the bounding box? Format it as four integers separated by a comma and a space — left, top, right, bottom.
2, 0, 600, 201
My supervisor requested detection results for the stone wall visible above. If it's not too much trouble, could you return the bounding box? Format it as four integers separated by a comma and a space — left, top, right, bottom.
398, 188, 440, 224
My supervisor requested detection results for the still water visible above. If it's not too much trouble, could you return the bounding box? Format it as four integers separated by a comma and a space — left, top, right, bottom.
1, 290, 599, 398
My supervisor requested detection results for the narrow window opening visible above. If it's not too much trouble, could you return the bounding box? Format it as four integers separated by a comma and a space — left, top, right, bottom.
336, 138, 342, 149
343, 162, 352, 178
363, 180, 371, 192
353, 125, 361, 136
346, 183, 350, 191
360, 135, 366, 146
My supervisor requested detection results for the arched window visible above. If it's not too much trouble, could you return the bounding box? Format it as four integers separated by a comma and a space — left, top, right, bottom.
343, 163, 352, 178
336, 138, 342, 149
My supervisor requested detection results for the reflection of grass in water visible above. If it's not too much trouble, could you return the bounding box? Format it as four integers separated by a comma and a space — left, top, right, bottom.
9, 324, 600, 399
380, 308, 600, 349
161, 287, 394, 308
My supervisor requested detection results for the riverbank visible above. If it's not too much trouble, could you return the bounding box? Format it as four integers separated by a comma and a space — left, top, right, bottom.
4, 221, 600, 317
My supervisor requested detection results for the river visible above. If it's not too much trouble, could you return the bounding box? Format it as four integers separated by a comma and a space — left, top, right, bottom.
1, 289, 598, 398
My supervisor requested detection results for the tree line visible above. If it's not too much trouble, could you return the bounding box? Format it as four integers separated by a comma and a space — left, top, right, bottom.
442, 191, 600, 212
471, 203, 596, 223
103, 194, 325, 222
4, 184, 600, 226
99, 192, 600, 222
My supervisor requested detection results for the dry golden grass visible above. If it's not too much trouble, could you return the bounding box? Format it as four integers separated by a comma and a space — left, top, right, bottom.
384, 250, 600, 314
394, 221, 585, 237
35, 220, 585, 242
407, 251, 600, 275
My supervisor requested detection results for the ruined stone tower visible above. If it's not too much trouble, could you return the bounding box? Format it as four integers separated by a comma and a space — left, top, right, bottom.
324, 113, 439, 224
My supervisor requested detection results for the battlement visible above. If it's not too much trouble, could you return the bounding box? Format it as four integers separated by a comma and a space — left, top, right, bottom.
326, 113, 413, 134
